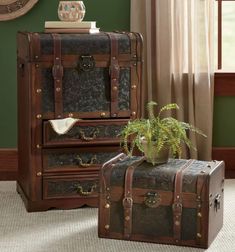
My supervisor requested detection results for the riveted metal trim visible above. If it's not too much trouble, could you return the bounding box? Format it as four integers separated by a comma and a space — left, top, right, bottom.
36, 172, 42, 177
197, 233, 202, 238
105, 203, 110, 209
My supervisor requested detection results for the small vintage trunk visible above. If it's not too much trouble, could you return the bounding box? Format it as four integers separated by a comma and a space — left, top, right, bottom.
98, 154, 225, 248
17, 32, 142, 211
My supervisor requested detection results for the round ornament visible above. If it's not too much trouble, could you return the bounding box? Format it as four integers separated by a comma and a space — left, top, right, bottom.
0, 0, 39, 21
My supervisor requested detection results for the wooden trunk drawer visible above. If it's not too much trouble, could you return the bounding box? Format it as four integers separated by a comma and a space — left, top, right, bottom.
42, 146, 122, 173
43, 174, 98, 200
43, 119, 128, 147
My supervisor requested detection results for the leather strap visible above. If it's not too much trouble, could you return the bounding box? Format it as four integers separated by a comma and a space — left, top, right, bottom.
172, 159, 194, 242
106, 32, 120, 117
32, 32, 41, 61
123, 156, 146, 239
52, 33, 63, 119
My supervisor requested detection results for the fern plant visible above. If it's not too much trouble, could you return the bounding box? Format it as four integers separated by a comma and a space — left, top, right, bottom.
120, 101, 206, 164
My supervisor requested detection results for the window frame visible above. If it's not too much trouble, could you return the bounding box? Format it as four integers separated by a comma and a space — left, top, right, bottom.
215, 0, 235, 96
217, 0, 235, 70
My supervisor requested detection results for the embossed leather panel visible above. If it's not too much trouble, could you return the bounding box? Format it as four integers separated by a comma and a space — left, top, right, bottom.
39, 33, 130, 55
109, 157, 209, 193
41, 68, 130, 113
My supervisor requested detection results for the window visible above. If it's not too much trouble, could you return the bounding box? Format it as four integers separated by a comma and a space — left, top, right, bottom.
215, 0, 235, 70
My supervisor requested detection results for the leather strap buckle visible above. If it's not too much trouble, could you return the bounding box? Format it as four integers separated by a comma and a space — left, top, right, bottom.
123, 197, 133, 208
52, 64, 64, 80
172, 203, 183, 214
109, 62, 120, 74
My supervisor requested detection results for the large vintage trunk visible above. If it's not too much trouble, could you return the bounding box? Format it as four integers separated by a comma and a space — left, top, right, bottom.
98, 153, 225, 248
17, 32, 143, 211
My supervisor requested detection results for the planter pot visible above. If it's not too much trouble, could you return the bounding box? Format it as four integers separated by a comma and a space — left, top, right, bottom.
141, 140, 169, 165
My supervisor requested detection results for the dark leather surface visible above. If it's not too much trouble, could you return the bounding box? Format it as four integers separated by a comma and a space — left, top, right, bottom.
109, 157, 211, 193
41, 68, 130, 113
40, 33, 130, 55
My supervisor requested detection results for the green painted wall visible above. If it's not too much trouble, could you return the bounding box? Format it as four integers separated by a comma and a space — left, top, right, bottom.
213, 97, 235, 146
0, 0, 130, 148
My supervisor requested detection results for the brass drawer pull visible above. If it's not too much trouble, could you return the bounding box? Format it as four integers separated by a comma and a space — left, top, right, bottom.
76, 155, 97, 167
76, 184, 97, 196
79, 128, 99, 141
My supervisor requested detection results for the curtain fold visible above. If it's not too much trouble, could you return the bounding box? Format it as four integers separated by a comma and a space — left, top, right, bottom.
131, 0, 214, 160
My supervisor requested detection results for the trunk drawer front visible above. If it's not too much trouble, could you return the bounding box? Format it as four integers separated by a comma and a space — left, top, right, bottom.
43, 146, 121, 172
43, 119, 128, 147
43, 175, 98, 199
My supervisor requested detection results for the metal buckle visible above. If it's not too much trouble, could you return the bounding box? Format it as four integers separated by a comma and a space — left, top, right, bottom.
122, 197, 133, 208
172, 203, 183, 213
109, 64, 120, 76
52, 64, 64, 79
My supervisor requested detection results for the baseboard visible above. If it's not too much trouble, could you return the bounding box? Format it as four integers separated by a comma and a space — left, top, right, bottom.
0, 149, 18, 180
214, 72, 235, 96
0, 147, 234, 180
212, 147, 235, 178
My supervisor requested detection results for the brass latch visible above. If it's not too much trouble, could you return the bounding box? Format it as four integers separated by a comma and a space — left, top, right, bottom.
78, 55, 95, 72
145, 192, 161, 208
214, 194, 221, 212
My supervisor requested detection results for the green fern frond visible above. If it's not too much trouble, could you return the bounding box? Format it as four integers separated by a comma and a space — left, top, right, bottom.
120, 101, 207, 163
158, 103, 179, 117
147, 101, 157, 120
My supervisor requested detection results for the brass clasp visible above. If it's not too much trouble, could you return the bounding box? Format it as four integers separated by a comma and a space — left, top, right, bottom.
78, 55, 95, 72
145, 192, 161, 208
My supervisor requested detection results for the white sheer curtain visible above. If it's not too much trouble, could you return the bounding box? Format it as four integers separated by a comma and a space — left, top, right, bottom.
131, 0, 214, 160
